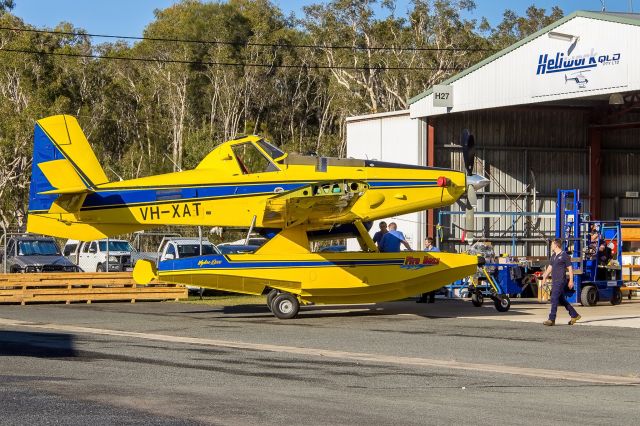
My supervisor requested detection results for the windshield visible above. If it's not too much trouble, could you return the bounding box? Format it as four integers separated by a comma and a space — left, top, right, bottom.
257, 140, 285, 160
18, 240, 60, 256
98, 241, 133, 252
232, 142, 279, 174
178, 244, 218, 258
218, 245, 258, 254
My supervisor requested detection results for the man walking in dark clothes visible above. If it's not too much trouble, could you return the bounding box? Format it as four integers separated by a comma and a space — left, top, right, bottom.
372, 221, 388, 249
542, 238, 581, 326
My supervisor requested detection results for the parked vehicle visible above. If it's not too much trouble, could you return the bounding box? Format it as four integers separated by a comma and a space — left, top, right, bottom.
64, 239, 134, 272
158, 238, 219, 262
318, 245, 347, 253
3, 235, 79, 273
218, 235, 267, 248
217, 244, 260, 254
158, 238, 219, 294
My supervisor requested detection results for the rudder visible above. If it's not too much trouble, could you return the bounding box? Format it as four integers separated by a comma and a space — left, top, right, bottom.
28, 115, 109, 213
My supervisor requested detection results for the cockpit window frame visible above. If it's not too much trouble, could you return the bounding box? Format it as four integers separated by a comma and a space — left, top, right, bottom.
231, 142, 280, 175
257, 139, 287, 162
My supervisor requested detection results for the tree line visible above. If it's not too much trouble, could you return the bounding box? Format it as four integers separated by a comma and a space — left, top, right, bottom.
0, 0, 562, 227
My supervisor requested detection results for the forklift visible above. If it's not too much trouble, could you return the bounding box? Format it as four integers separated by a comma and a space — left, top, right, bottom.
557, 189, 624, 306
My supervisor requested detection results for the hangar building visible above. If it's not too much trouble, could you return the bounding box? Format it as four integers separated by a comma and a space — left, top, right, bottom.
347, 10, 640, 256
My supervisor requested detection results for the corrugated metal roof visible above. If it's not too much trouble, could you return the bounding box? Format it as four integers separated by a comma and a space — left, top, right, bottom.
408, 10, 640, 105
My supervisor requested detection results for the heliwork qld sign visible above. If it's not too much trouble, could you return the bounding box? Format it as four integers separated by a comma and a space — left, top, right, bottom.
531, 42, 627, 97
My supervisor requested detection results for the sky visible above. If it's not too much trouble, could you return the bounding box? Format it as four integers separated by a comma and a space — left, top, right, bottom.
10, 0, 637, 37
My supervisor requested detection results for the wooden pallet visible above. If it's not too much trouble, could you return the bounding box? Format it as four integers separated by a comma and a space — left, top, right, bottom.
0, 272, 187, 305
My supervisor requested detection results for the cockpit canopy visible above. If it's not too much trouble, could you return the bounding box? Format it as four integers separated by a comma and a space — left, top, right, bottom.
231, 140, 284, 174
196, 136, 286, 174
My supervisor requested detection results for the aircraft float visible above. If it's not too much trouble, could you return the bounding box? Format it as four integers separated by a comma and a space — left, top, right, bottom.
27, 115, 489, 318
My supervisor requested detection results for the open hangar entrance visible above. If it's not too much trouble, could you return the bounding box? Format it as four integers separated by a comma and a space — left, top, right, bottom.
407, 11, 640, 256
425, 101, 639, 256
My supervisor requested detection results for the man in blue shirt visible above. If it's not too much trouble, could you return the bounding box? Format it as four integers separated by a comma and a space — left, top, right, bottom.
379, 222, 412, 253
542, 238, 581, 326
417, 237, 440, 303
372, 221, 388, 249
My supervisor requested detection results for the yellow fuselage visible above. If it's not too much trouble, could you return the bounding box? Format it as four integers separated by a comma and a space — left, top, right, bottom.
28, 135, 467, 240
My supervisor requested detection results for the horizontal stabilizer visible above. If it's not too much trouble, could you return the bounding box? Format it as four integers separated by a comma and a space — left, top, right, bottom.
37, 159, 91, 195
48, 193, 89, 214
39, 187, 91, 195
26, 214, 148, 241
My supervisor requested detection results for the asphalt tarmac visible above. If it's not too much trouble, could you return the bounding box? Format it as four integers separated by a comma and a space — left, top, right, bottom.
1, 299, 639, 425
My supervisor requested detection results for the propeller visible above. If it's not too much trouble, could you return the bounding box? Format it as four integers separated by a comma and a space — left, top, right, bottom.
460, 129, 488, 244
462, 129, 475, 176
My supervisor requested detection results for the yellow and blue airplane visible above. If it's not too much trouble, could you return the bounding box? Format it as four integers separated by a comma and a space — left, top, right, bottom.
27, 115, 488, 318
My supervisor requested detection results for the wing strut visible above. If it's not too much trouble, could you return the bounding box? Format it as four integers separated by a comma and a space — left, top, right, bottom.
354, 220, 378, 253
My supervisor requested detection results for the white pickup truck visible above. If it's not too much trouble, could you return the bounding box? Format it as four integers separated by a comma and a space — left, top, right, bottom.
157, 238, 219, 294
158, 238, 218, 262
64, 239, 134, 272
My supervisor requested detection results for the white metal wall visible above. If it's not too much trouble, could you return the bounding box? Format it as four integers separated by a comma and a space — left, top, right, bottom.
411, 15, 640, 119
345, 111, 424, 250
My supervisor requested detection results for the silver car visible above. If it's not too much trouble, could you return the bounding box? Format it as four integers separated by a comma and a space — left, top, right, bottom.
3, 236, 79, 273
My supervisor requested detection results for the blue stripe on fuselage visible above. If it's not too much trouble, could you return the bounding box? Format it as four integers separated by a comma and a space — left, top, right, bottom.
158, 255, 405, 272
74, 180, 438, 211
80, 182, 309, 210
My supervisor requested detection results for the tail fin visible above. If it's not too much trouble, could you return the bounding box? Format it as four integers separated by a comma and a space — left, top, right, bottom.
27, 115, 109, 214
27, 115, 145, 240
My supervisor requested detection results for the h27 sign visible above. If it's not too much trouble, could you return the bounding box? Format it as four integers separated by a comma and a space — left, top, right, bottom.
433, 85, 453, 108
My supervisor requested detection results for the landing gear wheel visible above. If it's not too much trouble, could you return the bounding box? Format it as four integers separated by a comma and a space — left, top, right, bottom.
610, 288, 622, 305
271, 293, 300, 319
471, 291, 484, 307
266, 289, 279, 312
580, 285, 598, 306
494, 296, 511, 312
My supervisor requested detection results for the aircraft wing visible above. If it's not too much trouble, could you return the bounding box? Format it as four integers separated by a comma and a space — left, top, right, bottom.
263, 180, 367, 227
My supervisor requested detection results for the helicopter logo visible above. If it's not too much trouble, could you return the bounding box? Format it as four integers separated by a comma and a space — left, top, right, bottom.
564, 70, 590, 88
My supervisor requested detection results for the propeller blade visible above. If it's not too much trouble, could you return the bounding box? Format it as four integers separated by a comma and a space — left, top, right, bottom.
467, 184, 477, 207
465, 206, 475, 243
461, 129, 475, 176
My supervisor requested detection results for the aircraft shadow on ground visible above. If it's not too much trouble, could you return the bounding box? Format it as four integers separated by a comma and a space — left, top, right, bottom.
180, 299, 540, 319
0, 331, 77, 358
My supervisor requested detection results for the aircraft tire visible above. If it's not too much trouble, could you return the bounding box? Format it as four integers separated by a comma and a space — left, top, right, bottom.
471, 291, 484, 307
266, 289, 279, 312
271, 293, 299, 319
